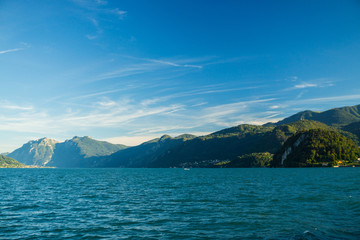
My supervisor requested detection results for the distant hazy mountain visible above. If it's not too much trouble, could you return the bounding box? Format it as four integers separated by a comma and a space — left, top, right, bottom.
8, 138, 58, 166
274, 104, 360, 127
0, 155, 27, 168
47, 136, 127, 168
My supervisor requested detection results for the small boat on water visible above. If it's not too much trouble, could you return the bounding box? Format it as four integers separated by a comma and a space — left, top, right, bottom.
184, 168, 190, 170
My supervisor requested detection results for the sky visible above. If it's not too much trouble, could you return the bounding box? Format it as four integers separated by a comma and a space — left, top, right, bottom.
1, 0, 360, 152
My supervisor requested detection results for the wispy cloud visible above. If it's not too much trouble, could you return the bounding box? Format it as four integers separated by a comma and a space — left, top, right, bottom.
0, 48, 23, 54
71, 0, 126, 39
300, 94, 360, 103
148, 59, 202, 69
139, 85, 264, 106
86, 56, 206, 83
2, 105, 33, 111
90, 65, 153, 82
0, 97, 184, 139
0, 101, 33, 111
0, 111, 59, 134
70, 88, 125, 100
122, 55, 219, 69
95, 0, 107, 5
86, 17, 103, 39
290, 79, 334, 90
0, 94, 278, 146
294, 83, 318, 89
269, 105, 280, 109
130, 98, 280, 132
199, 98, 277, 124
106, 8, 127, 18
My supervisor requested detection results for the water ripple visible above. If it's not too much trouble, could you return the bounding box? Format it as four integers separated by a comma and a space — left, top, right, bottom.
0, 168, 359, 239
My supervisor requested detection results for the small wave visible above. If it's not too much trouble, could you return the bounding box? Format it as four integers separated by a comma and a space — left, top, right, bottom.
290, 230, 322, 240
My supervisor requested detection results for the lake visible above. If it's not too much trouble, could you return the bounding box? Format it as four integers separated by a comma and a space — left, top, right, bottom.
0, 168, 359, 239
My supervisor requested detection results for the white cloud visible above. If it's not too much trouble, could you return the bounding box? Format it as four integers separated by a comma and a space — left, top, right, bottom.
109, 8, 127, 18
1, 105, 33, 111
294, 83, 318, 89
0, 100, 33, 111
141, 97, 166, 106
191, 102, 207, 107
288, 79, 335, 91
269, 105, 280, 109
95, 0, 107, 5
97, 99, 116, 107
0, 48, 23, 54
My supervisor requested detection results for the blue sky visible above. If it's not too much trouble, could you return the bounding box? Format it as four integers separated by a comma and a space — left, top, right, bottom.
1, 0, 360, 151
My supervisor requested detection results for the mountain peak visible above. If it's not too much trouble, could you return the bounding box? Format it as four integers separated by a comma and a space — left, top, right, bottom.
38, 137, 58, 144
174, 134, 196, 140
275, 104, 360, 127
160, 135, 172, 141
71, 136, 93, 141
8, 137, 58, 166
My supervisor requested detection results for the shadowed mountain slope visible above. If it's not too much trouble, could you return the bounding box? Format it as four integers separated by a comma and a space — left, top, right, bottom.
95, 134, 197, 168
47, 136, 127, 168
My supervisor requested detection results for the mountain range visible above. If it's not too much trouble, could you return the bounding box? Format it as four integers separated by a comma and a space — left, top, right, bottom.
5, 136, 126, 168
2, 104, 360, 168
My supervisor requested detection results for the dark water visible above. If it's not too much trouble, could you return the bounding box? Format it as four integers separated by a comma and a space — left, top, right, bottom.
0, 168, 359, 239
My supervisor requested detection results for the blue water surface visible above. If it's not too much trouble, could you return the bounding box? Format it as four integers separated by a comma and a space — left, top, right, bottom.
0, 168, 359, 239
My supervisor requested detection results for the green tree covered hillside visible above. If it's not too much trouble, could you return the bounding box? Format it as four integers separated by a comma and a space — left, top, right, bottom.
275, 104, 360, 127
271, 129, 360, 167
0, 155, 27, 168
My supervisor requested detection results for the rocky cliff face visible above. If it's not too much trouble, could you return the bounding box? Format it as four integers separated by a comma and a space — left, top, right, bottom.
281, 133, 307, 165
8, 138, 58, 166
